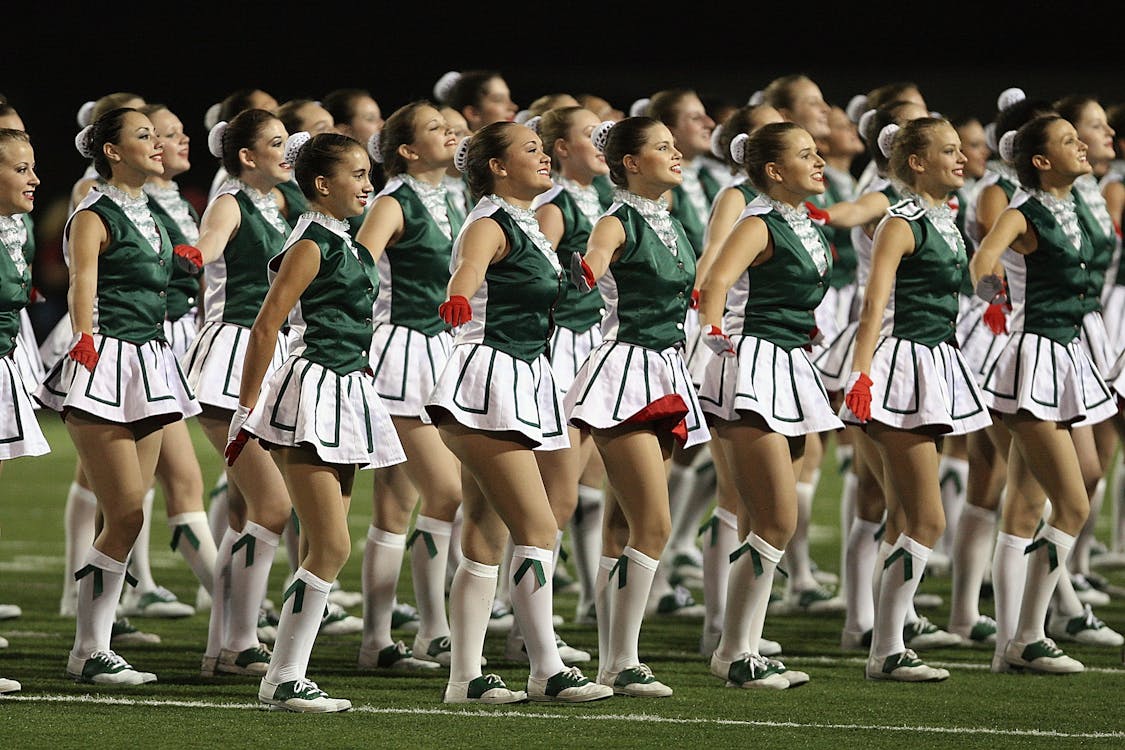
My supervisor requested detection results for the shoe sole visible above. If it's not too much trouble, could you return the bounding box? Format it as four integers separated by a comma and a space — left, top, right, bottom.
260, 699, 351, 713
528, 688, 614, 703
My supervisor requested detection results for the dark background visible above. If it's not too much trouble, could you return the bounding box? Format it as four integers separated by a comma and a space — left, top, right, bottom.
7, 2, 1120, 337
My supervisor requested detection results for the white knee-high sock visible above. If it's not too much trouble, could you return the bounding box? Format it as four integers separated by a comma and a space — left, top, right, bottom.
843, 518, 881, 637
948, 504, 997, 632
609, 546, 658, 672
991, 531, 1031, 659
509, 545, 564, 679
72, 548, 127, 659
701, 507, 738, 641
1015, 526, 1075, 644
1052, 560, 1086, 618
787, 475, 819, 593
872, 538, 894, 618
717, 532, 783, 661
168, 512, 217, 595
571, 484, 605, 621
361, 526, 406, 652
266, 567, 332, 684
206, 472, 230, 545
938, 455, 969, 557
410, 516, 452, 640
205, 528, 237, 659
129, 489, 158, 592
669, 460, 715, 556
62, 482, 98, 611
595, 555, 615, 674
446, 506, 464, 592
665, 463, 697, 555
227, 521, 280, 653
1072, 478, 1104, 576
838, 469, 857, 597
871, 535, 931, 659
283, 509, 300, 575
448, 557, 498, 684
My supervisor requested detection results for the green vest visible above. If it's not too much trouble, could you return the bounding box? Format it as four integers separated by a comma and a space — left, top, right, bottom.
373, 179, 462, 336
276, 218, 378, 374
0, 216, 34, 357
669, 184, 706, 259
602, 202, 695, 350
276, 180, 309, 224
884, 200, 966, 347
728, 205, 832, 350
593, 174, 615, 208
76, 194, 172, 344
147, 195, 201, 321
205, 190, 290, 327
1014, 194, 1094, 344
545, 186, 606, 332
1071, 187, 1113, 310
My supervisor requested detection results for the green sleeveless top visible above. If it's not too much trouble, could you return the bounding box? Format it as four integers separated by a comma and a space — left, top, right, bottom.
0, 214, 35, 356
669, 169, 720, 259
601, 199, 695, 350
456, 198, 563, 362
1071, 187, 1113, 311
73, 193, 173, 344
541, 185, 606, 332
272, 215, 378, 374
276, 180, 309, 224
203, 189, 290, 327
882, 199, 967, 347
724, 200, 832, 350
811, 175, 858, 289
593, 174, 615, 208
147, 195, 201, 321
1013, 192, 1094, 344
373, 178, 462, 336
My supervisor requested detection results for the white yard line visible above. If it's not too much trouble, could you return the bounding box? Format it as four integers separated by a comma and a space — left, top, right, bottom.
785, 654, 1125, 674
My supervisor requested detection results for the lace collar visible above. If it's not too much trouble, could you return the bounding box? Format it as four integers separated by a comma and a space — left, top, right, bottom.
0, 214, 28, 275
990, 161, 1020, 186
402, 174, 452, 239
897, 187, 965, 257
764, 197, 830, 274
614, 188, 679, 256
487, 194, 561, 272
143, 182, 199, 244
233, 179, 289, 235
95, 183, 162, 254
555, 175, 602, 222
1031, 188, 1083, 252
303, 211, 360, 259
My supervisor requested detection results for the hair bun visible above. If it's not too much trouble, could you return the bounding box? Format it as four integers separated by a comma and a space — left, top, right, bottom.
628, 98, 650, 118
591, 120, 616, 154
998, 130, 1018, 163
453, 136, 472, 174
203, 102, 222, 132
523, 115, 542, 135
729, 133, 750, 166
984, 122, 998, 152
74, 125, 95, 159
433, 71, 461, 104
845, 94, 868, 124
857, 109, 876, 142
997, 87, 1026, 113
76, 100, 96, 128
747, 90, 764, 107
709, 123, 726, 159
514, 109, 532, 125
877, 123, 900, 158
207, 121, 228, 159
284, 131, 312, 166
367, 131, 384, 164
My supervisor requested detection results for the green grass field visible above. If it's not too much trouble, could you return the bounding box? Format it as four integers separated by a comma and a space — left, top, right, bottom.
2, 415, 1124, 749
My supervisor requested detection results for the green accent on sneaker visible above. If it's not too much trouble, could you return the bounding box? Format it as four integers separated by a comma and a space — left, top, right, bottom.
513, 558, 547, 588
427, 636, 451, 659
1021, 639, 1066, 661
1024, 538, 1059, 572
391, 606, 419, 629
235, 645, 271, 668
376, 643, 414, 668
466, 674, 508, 699
610, 555, 628, 589
73, 564, 104, 598
726, 656, 784, 686
884, 547, 914, 581
796, 587, 834, 608
283, 578, 306, 615
80, 650, 132, 681
170, 524, 201, 552
544, 668, 590, 696
699, 516, 719, 546
406, 529, 438, 559
614, 666, 657, 689
232, 534, 257, 567
881, 651, 923, 674
270, 679, 326, 702
969, 619, 998, 642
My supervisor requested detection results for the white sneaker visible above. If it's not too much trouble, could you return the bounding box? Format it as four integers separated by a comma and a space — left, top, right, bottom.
110, 618, 161, 646
505, 632, 591, 664
1004, 638, 1084, 674
120, 586, 194, 619
840, 628, 872, 650
357, 640, 439, 671
328, 580, 363, 609
865, 649, 949, 682
0, 604, 22, 620
259, 677, 351, 712
903, 616, 962, 649
390, 601, 420, 633
948, 615, 998, 646
0, 677, 20, 693
67, 649, 157, 685
319, 603, 363, 635
1047, 604, 1124, 647
786, 586, 845, 613
653, 584, 706, 618
1071, 574, 1111, 606
709, 652, 789, 689
528, 666, 613, 702
599, 663, 673, 697
0, 636, 7, 649
443, 673, 527, 704
760, 637, 782, 657
217, 644, 272, 676
765, 657, 810, 687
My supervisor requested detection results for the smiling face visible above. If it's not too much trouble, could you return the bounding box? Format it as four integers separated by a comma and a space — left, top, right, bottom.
912, 123, 967, 195
317, 145, 373, 219
558, 108, 609, 181
766, 127, 826, 202
148, 108, 190, 179
627, 122, 682, 193
955, 119, 989, 179
109, 111, 165, 179
494, 124, 552, 200
668, 93, 714, 161
1072, 101, 1115, 164
1040, 118, 1091, 180
408, 105, 458, 171
0, 138, 38, 215
243, 118, 291, 186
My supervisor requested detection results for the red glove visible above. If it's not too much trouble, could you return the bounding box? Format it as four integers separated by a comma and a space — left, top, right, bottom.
805, 202, 830, 226
570, 253, 597, 293
172, 244, 204, 273
702, 325, 736, 357
803, 325, 824, 352
68, 332, 99, 373
438, 295, 472, 327
983, 302, 1009, 335
224, 405, 253, 466
844, 371, 873, 423
690, 289, 700, 310
28, 286, 46, 304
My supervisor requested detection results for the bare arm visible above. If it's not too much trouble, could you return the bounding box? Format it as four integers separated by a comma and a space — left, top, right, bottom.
826, 191, 889, 229
535, 202, 565, 249
974, 184, 1011, 243
66, 210, 109, 336
237, 241, 320, 410
698, 216, 769, 331
195, 194, 241, 264
696, 188, 748, 287
1104, 181, 1125, 234
851, 217, 913, 374
447, 218, 506, 300
581, 214, 626, 279
355, 195, 405, 264
970, 208, 1032, 286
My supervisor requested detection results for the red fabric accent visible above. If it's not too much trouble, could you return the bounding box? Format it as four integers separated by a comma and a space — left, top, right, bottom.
625, 393, 690, 444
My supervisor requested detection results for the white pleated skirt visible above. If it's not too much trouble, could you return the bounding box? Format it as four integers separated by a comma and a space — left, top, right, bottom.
425, 343, 570, 452
0, 354, 49, 459
840, 336, 991, 435
369, 323, 451, 422
181, 321, 288, 412
549, 323, 603, 394
698, 334, 843, 437
12, 309, 45, 401
564, 339, 709, 448
36, 334, 200, 426
164, 310, 200, 362
812, 320, 858, 393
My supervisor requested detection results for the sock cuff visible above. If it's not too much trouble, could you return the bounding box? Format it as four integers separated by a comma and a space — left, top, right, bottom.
368, 526, 407, 547
622, 546, 659, 570
577, 484, 604, 504
796, 479, 817, 498
1040, 525, 1076, 550
897, 535, 932, 561
69, 482, 98, 505
599, 555, 617, 572
852, 518, 882, 534
835, 444, 854, 462
513, 545, 553, 564
414, 515, 453, 535
961, 503, 996, 523
142, 488, 156, 503
243, 520, 281, 547
294, 567, 333, 593
460, 557, 500, 579
714, 507, 738, 528
939, 455, 969, 471
167, 511, 208, 526
746, 532, 784, 563
554, 529, 565, 547
879, 540, 896, 556
996, 531, 1033, 550
86, 547, 126, 573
